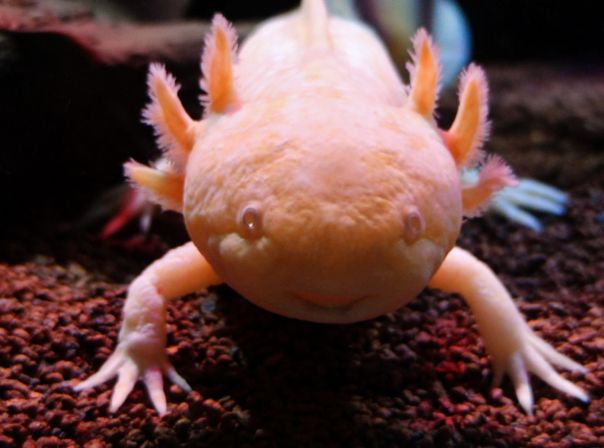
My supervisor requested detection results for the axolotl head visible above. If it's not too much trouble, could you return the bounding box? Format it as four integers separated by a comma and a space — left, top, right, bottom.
184, 97, 462, 323
130, 13, 512, 324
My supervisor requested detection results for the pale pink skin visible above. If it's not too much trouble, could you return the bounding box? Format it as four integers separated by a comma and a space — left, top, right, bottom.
75, 0, 588, 417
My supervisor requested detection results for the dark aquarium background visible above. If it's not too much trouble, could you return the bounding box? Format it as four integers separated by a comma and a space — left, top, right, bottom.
191, 0, 603, 61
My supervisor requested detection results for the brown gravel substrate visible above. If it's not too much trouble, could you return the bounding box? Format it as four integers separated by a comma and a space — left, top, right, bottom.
1, 64, 603, 447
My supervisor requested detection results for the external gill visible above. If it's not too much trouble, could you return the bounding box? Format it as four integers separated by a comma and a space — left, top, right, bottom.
406, 28, 515, 217
127, 13, 241, 212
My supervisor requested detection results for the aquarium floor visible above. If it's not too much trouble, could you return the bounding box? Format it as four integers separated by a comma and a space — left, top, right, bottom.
0, 64, 603, 447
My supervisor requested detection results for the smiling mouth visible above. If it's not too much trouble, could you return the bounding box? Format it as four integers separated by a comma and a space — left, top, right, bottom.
292, 291, 368, 308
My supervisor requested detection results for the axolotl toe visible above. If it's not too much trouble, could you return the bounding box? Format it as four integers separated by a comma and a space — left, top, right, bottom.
75, 0, 589, 416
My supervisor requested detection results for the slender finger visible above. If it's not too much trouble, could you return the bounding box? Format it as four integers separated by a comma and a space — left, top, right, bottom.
507, 352, 534, 415
74, 352, 124, 391
165, 364, 192, 393
109, 362, 139, 413
490, 199, 543, 232
523, 345, 589, 402
144, 368, 167, 416
527, 332, 587, 373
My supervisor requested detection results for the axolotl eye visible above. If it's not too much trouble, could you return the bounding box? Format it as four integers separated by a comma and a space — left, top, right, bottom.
238, 203, 263, 239
402, 206, 425, 244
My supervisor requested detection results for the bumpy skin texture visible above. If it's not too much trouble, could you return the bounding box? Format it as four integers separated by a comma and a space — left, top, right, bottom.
76, 0, 588, 416
186, 83, 459, 322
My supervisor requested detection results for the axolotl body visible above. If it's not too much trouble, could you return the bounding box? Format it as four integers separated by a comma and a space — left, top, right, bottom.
76, 0, 588, 416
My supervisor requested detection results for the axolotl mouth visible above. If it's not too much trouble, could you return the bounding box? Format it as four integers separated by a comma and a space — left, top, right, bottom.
291, 290, 370, 309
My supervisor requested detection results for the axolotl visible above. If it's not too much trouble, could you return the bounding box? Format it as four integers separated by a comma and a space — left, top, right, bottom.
75, 0, 589, 416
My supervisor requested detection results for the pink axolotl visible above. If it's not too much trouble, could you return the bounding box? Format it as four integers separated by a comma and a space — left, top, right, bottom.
75, 0, 588, 416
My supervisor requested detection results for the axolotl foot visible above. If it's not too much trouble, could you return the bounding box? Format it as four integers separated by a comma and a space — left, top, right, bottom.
430, 247, 589, 415
74, 242, 222, 415
74, 331, 191, 416
489, 326, 588, 415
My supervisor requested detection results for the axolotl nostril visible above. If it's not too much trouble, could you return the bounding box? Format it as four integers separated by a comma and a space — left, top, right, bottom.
75, 0, 589, 416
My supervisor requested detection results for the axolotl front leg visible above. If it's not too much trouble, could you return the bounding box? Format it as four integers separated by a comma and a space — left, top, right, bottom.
408, 34, 589, 414
75, 30, 231, 413
75, 242, 221, 414
76, 17, 243, 414
429, 247, 588, 414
